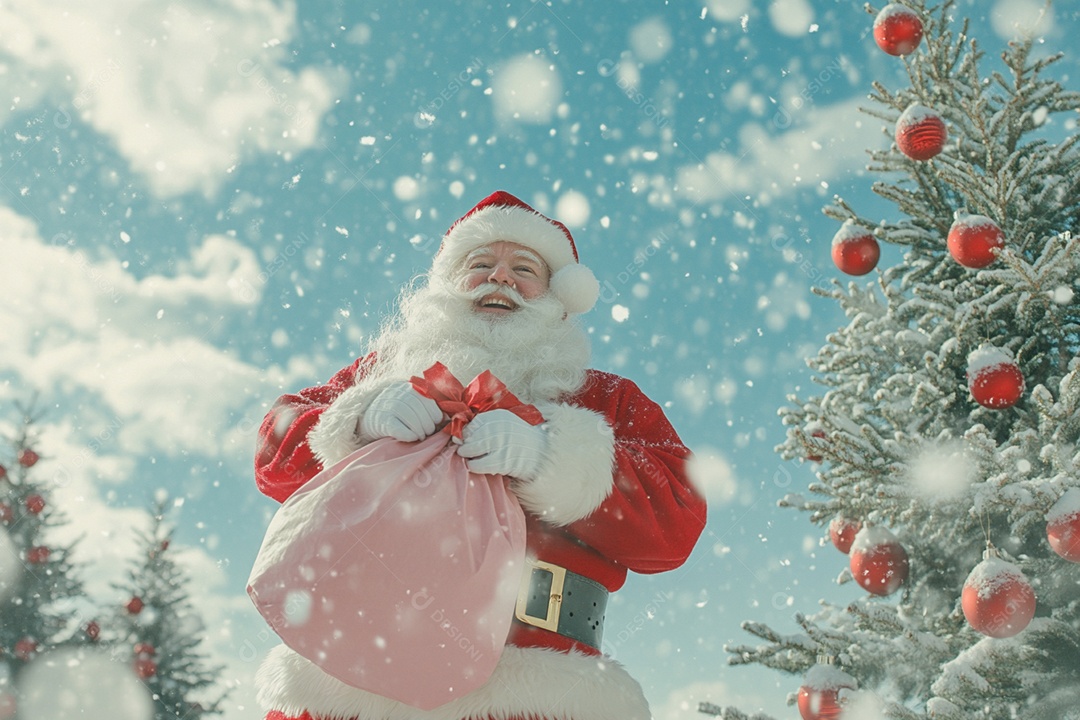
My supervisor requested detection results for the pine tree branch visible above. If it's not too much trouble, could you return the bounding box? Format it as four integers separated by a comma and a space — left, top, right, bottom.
698, 701, 780, 720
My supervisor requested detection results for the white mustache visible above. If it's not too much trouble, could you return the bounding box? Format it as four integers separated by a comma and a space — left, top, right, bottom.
464, 282, 527, 306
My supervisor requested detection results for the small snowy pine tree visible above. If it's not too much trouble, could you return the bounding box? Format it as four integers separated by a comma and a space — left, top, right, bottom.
110, 496, 227, 719
711, 2, 1080, 718
0, 402, 91, 717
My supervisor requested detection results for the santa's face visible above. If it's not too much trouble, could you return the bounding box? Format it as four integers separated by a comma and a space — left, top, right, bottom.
368, 241, 589, 401
460, 241, 550, 315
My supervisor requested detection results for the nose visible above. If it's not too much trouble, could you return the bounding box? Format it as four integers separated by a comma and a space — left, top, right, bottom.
487, 262, 514, 286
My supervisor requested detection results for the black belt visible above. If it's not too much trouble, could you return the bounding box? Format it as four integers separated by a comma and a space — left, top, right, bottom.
514, 559, 608, 650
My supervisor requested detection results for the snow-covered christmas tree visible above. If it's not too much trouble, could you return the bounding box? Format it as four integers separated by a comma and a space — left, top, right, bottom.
110, 496, 226, 719
0, 403, 92, 718
709, 2, 1080, 718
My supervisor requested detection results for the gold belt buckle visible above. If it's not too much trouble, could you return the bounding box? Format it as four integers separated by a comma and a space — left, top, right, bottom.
514, 559, 567, 632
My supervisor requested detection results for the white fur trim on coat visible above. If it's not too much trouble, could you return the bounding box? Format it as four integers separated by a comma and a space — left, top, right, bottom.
256, 643, 651, 720
511, 402, 616, 526
307, 376, 395, 467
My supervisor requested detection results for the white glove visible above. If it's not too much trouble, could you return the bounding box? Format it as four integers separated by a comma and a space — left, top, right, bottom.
359, 383, 443, 442
457, 409, 547, 480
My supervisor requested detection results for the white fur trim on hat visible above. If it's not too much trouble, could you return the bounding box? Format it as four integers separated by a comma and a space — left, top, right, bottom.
550, 262, 600, 314
435, 204, 577, 274
256, 643, 651, 720
432, 202, 599, 315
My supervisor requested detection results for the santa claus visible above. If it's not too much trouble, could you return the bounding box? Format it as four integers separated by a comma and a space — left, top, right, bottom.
254, 190, 707, 720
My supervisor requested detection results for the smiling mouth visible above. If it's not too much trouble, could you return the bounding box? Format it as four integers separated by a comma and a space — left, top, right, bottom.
478, 293, 517, 311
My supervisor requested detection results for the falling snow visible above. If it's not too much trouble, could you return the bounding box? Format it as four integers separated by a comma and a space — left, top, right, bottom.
1, 2, 1077, 719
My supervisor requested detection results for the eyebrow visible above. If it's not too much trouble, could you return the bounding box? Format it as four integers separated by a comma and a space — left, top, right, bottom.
465, 247, 546, 268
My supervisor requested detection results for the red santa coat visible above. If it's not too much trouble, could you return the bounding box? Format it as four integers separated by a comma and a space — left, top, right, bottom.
254, 355, 707, 720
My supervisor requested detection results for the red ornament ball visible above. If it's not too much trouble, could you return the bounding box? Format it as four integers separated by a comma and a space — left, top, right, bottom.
797, 663, 856, 720
16, 448, 39, 468
798, 687, 844, 720
0, 503, 11, 524
0, 465, 7, 481
948, 213, 1004, 268
14, 637, 37, 661
895, 104, 947, 160
962, 554, 1036, 638
849, 526, 909, 596
85, 620, 101, 641
967, 345, 1024, 409
831, 222, 880, 276
873, 3, 924, 56
134, 657, 158, 679
134, 642, 156, 658
26, 545, 50, 565
830, 517, 862, 555
1047, 489, 1080, 563
25, 494, 46, 515
126, 596, 145, 615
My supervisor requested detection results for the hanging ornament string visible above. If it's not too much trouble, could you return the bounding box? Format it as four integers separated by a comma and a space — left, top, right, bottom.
980, 511, 992, 549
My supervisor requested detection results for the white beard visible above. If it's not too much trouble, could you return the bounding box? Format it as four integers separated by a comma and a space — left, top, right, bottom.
363, 277, 591, 403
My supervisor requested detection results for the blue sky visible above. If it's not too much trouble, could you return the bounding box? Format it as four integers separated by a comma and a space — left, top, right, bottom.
0, 0, 1073, 716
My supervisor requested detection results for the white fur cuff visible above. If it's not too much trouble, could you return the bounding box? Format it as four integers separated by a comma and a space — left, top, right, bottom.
511, 402, 615, 526
256, 644, 651, 720
307, 377, 394, 467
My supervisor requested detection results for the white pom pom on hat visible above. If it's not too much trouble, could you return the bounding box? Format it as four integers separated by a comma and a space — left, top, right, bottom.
430, 190, 600, 314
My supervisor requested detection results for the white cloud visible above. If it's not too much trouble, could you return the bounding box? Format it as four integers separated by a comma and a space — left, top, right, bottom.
0, 206, 307, 461
491, 54, 563, 124
675, 97, 884, 203
0, 0, 343, 198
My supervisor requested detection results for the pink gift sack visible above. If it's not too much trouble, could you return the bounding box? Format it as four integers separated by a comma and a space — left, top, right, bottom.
247, 363, 537, 710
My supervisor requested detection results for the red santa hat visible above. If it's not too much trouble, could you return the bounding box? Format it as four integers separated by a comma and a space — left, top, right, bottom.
431, 190, 600, 314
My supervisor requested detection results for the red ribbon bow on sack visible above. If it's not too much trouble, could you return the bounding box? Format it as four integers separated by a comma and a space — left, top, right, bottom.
410, 362, 544, 439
